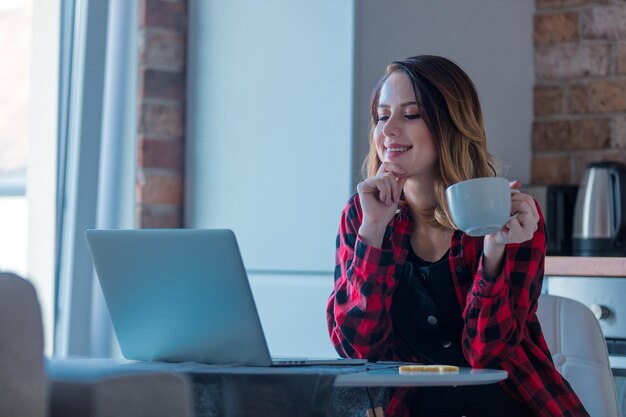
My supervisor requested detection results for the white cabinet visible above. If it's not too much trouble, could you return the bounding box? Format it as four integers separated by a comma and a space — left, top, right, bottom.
186, 0, 354, 272
187, 0, 354, 359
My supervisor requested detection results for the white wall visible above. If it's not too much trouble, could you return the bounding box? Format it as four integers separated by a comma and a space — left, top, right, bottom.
186, 0, 354, 357
187, 0, 354, 272
352, 0, 535, 185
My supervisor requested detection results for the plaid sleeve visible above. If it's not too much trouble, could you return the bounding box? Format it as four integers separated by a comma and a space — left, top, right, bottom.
462, 199, 547, 368
326, 194, 398, 361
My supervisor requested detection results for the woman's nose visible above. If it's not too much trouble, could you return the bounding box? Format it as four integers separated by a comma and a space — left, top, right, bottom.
382, 116, 400, 137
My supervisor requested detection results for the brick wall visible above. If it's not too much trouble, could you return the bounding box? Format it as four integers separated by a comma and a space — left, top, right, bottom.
533, 0, 626, 184
136, 0, 186, 228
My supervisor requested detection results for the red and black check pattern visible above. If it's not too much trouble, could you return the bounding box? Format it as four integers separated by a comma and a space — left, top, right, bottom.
327, 193, 589, 417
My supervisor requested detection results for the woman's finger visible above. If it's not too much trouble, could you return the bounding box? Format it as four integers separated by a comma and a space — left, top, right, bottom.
382, 175, 397, 206
360, 169, 406, 205
383, 177, 393, 206
509, 180, 522, 191
511, 197, 534, 218
512, 198, 539, 224
378, 172, 403, 204
512, 193, 539, 220
375, 177, 390, 205
378, 163, 407, 203
396, 176, 408, 201
504, 217, 526, 241
357, 178, 380, 194
515, 212, 533, 230
385, 174, 400, 203
509, 214, 536, 242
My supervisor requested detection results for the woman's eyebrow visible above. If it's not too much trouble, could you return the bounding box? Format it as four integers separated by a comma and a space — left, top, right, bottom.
377, 101, 418, 108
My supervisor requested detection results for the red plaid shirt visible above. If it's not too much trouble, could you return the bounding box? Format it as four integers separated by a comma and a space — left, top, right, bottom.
327, 193, 589, 417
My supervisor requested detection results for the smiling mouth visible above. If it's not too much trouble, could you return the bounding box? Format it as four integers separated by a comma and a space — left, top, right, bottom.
385, 145, 413, 154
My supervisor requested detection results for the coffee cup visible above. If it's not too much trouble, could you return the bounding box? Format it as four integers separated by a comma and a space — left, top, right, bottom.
445, 177, 515, 237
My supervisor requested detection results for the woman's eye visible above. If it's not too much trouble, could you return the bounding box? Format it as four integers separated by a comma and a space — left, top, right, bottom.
377, 115, 389, 122
405, 114, 421, 120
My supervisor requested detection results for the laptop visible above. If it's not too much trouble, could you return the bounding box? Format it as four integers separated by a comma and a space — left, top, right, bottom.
85, 229, 367, 367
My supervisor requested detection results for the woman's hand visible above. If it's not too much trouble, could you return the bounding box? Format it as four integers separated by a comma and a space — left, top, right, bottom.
488, 180, 540, 246
356, 162, 407, 247
483, 180, 540, 276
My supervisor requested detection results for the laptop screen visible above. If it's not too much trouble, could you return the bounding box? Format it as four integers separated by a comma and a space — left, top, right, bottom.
86, 229, 274, 366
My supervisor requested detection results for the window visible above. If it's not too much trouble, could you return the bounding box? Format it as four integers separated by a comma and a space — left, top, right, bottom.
0, 0, 32, 277
1, 0, 60, 355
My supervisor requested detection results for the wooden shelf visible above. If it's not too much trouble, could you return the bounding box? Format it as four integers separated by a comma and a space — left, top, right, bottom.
545, 256, 626, 277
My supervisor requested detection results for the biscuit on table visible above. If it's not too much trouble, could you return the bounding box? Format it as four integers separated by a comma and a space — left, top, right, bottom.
399, 364, 460, 374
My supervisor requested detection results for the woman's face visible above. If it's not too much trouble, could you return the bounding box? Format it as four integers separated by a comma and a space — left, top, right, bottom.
374, 71, 437, 179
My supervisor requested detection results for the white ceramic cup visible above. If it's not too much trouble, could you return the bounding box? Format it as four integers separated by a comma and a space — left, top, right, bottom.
445, 177, 514, 237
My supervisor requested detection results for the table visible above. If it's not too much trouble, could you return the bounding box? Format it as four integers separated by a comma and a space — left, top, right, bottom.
46, 359, 508, 417
334, 366, 508, 387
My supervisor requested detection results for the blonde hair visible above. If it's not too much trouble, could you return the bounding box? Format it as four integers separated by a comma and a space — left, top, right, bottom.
363, 55, 496, 229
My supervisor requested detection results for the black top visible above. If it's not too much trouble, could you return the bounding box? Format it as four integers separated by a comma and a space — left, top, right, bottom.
391, 247, 468, 366
391, 246, 530, 416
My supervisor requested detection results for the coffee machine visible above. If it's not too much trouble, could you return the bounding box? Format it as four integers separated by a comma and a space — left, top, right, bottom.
524, 185, 578, 255
572, 161, 626, 256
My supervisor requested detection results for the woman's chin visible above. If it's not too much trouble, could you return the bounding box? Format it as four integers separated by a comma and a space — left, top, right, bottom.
382, 158, 407, 171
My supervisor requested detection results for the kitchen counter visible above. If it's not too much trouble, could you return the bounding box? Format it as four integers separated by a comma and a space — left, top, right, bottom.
545, 256, 626, 277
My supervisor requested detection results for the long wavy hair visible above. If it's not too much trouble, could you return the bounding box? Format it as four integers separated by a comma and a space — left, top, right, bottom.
363, 55, 496, 229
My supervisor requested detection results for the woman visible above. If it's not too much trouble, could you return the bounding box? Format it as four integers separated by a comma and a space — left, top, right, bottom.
326, 56, 588, 417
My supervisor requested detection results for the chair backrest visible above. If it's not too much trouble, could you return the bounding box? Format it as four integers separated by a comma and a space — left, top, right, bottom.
0, 273, 47, 417
537, 294, 619, 417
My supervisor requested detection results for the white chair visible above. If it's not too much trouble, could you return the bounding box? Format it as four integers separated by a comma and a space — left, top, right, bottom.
537, 294, 620, 417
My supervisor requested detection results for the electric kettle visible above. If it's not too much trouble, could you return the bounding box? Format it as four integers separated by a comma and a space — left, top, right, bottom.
572, 161, 626, 256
